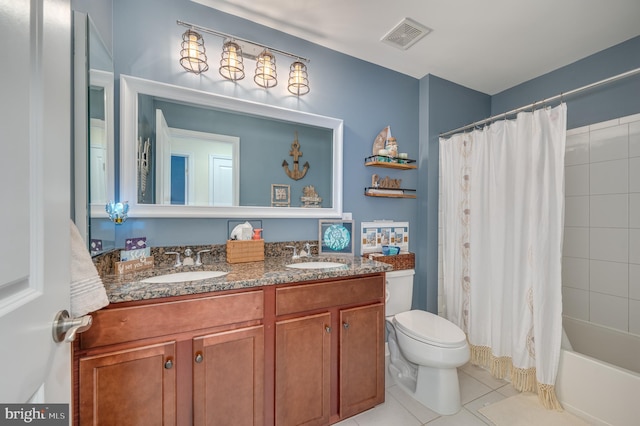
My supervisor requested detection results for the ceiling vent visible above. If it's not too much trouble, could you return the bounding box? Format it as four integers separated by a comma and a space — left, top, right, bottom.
381, 18, 432, 50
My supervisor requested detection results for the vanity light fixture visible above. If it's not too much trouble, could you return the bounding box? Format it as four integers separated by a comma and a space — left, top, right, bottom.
177, 20, 310, 95
219, 40, 245, 81
288, 61, 310, 95
179, 29, 209, 74
254, 50, 277, 88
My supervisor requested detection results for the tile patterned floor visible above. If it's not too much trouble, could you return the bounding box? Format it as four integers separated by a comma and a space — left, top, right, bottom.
335, 362, 556, 426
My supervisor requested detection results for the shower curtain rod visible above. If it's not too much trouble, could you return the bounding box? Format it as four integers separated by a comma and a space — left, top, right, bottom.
440, 67, 640, 138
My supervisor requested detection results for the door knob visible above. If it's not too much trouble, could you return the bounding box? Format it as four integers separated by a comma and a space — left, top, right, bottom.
52, 310, 92, 343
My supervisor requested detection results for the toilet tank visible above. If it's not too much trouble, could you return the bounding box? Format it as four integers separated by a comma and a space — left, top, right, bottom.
385, 269, 415, 316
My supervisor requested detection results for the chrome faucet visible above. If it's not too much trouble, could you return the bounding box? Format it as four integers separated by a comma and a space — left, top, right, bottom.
165, 251, 182, 267
285, 245, 299, 259
195, 249, 211, 266
183, 248, 194, 266
302, 243, 317, 257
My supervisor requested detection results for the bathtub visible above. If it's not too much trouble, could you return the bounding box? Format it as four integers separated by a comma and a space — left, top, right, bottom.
557, 317, 640, 425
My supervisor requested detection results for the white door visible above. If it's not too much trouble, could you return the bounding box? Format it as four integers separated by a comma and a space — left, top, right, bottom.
0, 0, 72, 407
89, 119, 108, 204
90, 144, 108, 204
209, 155, 234, 206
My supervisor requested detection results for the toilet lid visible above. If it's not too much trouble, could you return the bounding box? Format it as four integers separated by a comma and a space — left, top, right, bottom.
393, 310, 467, 348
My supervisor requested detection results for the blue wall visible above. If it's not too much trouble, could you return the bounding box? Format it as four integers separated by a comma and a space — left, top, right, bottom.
111, 0, 420, 257
417, 76, 491, 311
492, 36, 640, 129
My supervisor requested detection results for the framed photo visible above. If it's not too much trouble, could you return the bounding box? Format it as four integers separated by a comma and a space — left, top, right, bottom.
360, 221, 409, 254
318, 219, 354, 255
271, 184, 290, 206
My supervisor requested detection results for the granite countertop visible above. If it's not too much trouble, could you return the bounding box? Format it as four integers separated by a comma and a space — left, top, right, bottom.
101, 255, 393, 303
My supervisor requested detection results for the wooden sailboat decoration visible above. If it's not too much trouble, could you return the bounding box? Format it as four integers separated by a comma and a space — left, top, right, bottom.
372, 125, 391, 155
282, 132, 310, 180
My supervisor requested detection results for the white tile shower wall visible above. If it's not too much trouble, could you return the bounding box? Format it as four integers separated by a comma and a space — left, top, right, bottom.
563, 113, 640, 337
590, 194, 628, 228
590, 259, 628, 297
631, 264, 640, 300
630, 194, 640, 228
562, 257, 589, 290
631, 299, 640, 335
562, 287, 590, 320
589, 159, 628, 195
629, 120, 640, 156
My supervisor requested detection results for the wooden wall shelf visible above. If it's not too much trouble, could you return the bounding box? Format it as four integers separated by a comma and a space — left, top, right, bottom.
364, 188, 416, 199
364, 154, 418, 199
364, 155, 417, 170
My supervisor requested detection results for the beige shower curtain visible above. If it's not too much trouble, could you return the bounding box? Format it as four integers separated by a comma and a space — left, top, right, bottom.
439, 103, 567, 409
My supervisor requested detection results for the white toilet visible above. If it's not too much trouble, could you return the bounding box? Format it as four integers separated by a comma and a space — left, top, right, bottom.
385, 269, 470, 415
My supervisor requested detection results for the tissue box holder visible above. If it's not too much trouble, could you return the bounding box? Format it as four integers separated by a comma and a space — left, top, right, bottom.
226, 240, 264, 263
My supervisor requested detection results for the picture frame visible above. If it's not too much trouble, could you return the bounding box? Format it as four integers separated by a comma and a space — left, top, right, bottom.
318, 219, 354, 255
271, 184, 290, 207
360, 221, 409, 255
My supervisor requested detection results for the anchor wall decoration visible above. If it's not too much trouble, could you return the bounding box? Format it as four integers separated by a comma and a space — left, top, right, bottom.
282, 132, 310, 180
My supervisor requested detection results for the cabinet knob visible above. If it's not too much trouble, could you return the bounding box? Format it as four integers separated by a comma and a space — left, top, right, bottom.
343, 322, 350, 330
164, 359, 173, 369
325, 326, 331, 333
195, 353, 204, 363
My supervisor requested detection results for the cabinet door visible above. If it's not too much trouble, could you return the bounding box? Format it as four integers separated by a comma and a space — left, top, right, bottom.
193, 325, 265, 426
275, 312, 331, 426
339, 303, 385, 419
79, 341, 177, 425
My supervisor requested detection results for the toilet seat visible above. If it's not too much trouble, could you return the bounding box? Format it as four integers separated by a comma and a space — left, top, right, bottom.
394, 310, 467, 348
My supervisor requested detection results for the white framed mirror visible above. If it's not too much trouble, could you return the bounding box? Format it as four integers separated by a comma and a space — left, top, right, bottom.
120, 75, 344, 218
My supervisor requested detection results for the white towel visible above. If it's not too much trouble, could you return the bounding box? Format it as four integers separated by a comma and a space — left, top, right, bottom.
70, 220, 109, 316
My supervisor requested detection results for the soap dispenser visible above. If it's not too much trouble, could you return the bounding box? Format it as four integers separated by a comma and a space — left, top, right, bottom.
252, 228, 263, 240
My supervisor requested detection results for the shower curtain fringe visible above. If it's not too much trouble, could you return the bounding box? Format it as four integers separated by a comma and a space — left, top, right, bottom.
469, 343, 563, 411
537, 383, 563, 411
510, 365, 537, 393
469, 344, 492, 366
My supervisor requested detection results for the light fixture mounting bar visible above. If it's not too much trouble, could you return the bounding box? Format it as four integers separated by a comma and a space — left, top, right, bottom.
177, 20, 310, 63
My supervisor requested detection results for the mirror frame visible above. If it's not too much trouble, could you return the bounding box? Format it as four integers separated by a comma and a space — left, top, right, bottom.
120, 75, 344, 218
89, 69, 115, 218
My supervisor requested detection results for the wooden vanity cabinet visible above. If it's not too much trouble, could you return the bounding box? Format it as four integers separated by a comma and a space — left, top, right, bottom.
78, 340, 177, 425
273, 274, 385, 425
193, 324, 265, 426
76, 290, 264, 426
275, 312, 332, 426
339, 303, 385, 419
75, 273, 385, 426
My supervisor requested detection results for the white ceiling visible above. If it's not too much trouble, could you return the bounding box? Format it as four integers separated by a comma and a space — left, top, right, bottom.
193, 0, 640, 95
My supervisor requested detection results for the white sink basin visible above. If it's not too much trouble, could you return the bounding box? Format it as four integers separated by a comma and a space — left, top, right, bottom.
141, 270, 228, 283
286, 261, 346, 270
